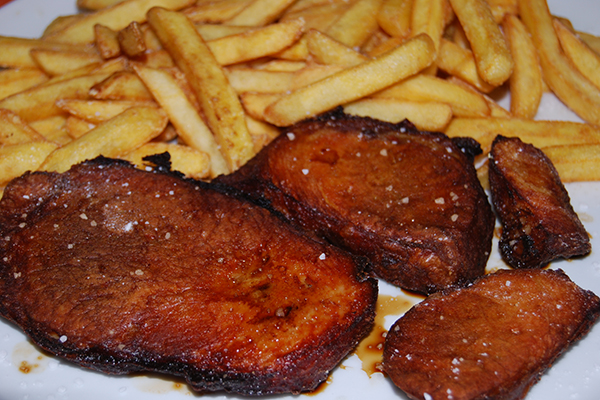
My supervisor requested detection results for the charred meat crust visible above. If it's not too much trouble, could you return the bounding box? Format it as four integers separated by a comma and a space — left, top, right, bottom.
489, 135, 591, 269
216, 110, 495, 294
0, 157, 377, 396
382, 268, 600, 400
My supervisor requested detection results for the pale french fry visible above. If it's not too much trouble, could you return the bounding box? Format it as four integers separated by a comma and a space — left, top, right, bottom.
0, 69, 49, 101
244, 115, 280, 153
183, 0, 253, 24
446, 76, 511, 118
519, 0, 600, 125
147, 7, 255, 171
326, 0, 384, 48
89, 71, 154, 101
0, 109, 47, 145
373, 74, 491, 117
40, 106, 168, 173
28, 116, 68, 139
133, 64, 229, 178
343, 98, 453, 131
44, 0, 196, 44
542, 143, 600, 182
57, 98, 157, 123
122, 142, 211, 179
206, 19, 305, 66
503, 14, 543, 119
306, 29, 368, 66
78, 0, 128, 10
0, 73, 111, 121
411, 0, 445, 51
42, 15, 84, 38
118, 21, 148, 58
437, 38, 495, 93
554, 19, 600, 91
30, 49, 103, 77
226, 0, 298, 27
0, 142, 59, 186
240, 92, 282, 120
377, 0, 413, 38
444, 117, 600, 154
253, 60, 307, 72
195, 24, 251, 41
95, 24, 122, 59
264, 33, 436, 126
66, 116, 96, 139
0, 36, 95, 69
449, 0, 513, 86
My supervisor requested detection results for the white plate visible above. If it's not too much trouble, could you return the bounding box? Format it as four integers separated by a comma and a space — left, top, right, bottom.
1, 1, 599, 399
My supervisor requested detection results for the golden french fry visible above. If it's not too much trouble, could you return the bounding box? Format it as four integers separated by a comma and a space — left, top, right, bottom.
0, 73, 111, 121
306, 29, 368, 66
195, 24, 251, 41
207, 19, 305, 66
78, 0, 128, 10
226, 0, 298, 26
280, 1, 350, 32
577, 31, 600, 56
42, 15, 84, 38
444, 117, 600, 154
519, 0, 600, 125
554, 19, 600, 91
273, 35, 310, 60
542, 143, 600, 182
0, 36, 95, 69
44, 0, 196, 44
118, 21, 148, 58
374, 74, 491, 117
326, 0, 384, 48
0, 69, 49, 101
343, 98, 453, 131
244, 115, 280, 153
253, 59, 307, 72
449, 0, 513, 86
377, 0, 413, 38
0, 109, 47, 145
40, 106, 168, 173
66, 116, 96, 139
264, 33, 436, 126
147, 7, 254, 171
89, 71, 154, 101
240, 92, 282, 120
486, 0, 518, 23
28, 116, 68, 139
182, 0, 253, 24
411, 0, 445, 51
133, 64, 229, 178
0, 142, 59, 186
56, 98, 156, 123
437, 38, 495, 93
30, 49, 103, 77
503, 14, 543, 119
122, 142, 211, 179
95, 24, 122, 59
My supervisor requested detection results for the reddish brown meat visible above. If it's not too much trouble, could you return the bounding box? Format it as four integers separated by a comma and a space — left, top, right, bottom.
489, 135, 591, 269
383, 268, 600, 400
0, 157, 377, 395
216, 111, 495, 294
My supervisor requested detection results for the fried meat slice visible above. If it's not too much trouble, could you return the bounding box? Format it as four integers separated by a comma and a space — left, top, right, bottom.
216, 111, 495, 294
0, 157, 377, 396
383, 268, 600, 400
489, 135, 591, 269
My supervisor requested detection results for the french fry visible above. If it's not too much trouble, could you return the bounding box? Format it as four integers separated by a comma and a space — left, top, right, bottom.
0, 142, 59, 186
449, 0, 513, 86
182, 0, 253, 24
343, 98, 453, 131
56, 98, 157, 123
195, 24, 251, 41
373, 74, 491, 117
122, 142, 211, 179
0, 73, 111, 121
264, 33, 436, 127
437, 38, 495, 93
206, 19, 305, 66
89, 71, 154, 101
0, 109, 47, 145
28, 116, 68, 140
42, 15, 84, 38
554, 19, 600, 91
519, 0, 600, 125
306, 29, 368, 66
240, 92, 282, 120
118, 21, 148, 58
577, 31, 600, 56
95, 24, 122, 59
40, 106, 168, 173
485, 0, 518, 23
0, 69, 49, 101
503, 14, 543, 119
326, 0, 384, 48
244, 115, 280, 153
542, 144, 600, 182
44, 0, 196, 44
0, 36, 95, 69
253, 60, 307, 72
411, 0, 446, 52
30, 49, 103, 77
280, 1, 350, 32
147, 7, 255, 171
444, 117, 600, 154
273, 35, 310, 60
65, 116, 96, 139
78, 0, 128, 10
133, 64, 229, 178
377, 0, 413, 38
226, 0, 298, 27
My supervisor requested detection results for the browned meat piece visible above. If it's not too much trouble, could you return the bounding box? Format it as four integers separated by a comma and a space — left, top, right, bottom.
489, 135, 591, 269
383, 268, 600, 400
216, 111, 495, 294
0, 157, 377, 396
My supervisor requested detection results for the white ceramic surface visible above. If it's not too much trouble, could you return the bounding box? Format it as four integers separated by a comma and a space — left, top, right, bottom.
1, 1, 599, 399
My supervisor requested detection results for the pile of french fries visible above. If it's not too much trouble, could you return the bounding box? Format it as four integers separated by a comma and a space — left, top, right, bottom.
1, 0, 600, 193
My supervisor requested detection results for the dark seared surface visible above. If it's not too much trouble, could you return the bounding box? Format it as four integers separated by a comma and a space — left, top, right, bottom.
216, 111, 495, 294
489, 135, 591, 269
0, 157, 377, 396
383, 268, 600, 400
